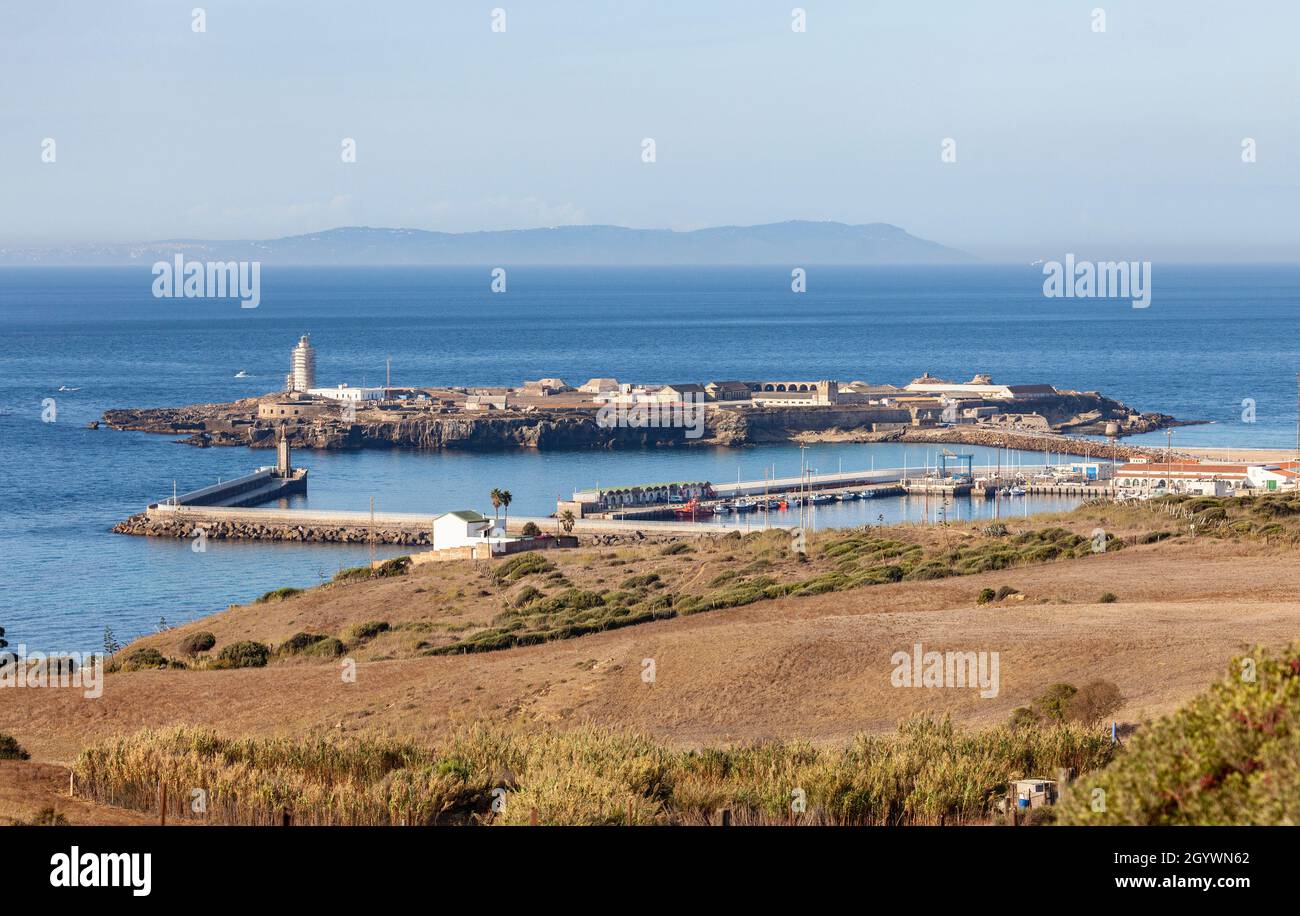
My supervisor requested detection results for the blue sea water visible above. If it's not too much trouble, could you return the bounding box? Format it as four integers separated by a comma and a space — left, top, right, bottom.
1, 264, 1297, 650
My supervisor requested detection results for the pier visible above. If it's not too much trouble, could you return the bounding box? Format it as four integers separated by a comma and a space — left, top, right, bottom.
564, 461, 1117, 519
156, 433, 307, 509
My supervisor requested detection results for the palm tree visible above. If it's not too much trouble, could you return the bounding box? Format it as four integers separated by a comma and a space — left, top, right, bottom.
559, 509, 575, 535
489, 488, 503, 524
499, 490, 513, 533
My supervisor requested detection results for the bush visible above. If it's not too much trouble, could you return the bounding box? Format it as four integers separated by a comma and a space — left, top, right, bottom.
1098, 592, 1118, 603
660, 542, 693, 556
0, 733, 30, 760
346, 621, 390, 643
511, 585, 544, 608
1066, 680, 1124, 726
492, 552, 555, 583
620, 573, 661, 589
304, 637, 345, 658
976, 587, 996, 605
257, 587, 304, 603
1058, 642, 1300, 824
1034, 683, 1078, 722
120, 647, 169, 671
177, 631, 216, 657
213, 641, 269, 669
279, 632, 328, 655
994, 586, 1020, 600
521, 522, 541, 537
374, 556, 412, 578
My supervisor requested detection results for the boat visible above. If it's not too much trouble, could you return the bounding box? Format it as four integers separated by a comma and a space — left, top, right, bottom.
234, 370, 250, 379
1008, 486, 1026, 497
732, 501, 756, 513
810, 493, 834, 505
713, 502, 732, 514
673, 498, 714, 519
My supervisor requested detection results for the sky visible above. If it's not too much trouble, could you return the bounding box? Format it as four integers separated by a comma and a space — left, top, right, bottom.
1, 0, 1297, 260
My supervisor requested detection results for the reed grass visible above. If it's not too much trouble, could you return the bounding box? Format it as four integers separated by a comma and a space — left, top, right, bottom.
72, 717, 1112, 826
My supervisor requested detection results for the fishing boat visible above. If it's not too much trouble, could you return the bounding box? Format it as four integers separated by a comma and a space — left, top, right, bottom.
810, 493, 834, 505
1008, 486, 1026, 497
673, 498, 714, 519
713, 502, 732, 514
732, 500, 756, 513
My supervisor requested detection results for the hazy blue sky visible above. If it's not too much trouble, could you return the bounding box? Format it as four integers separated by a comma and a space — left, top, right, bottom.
2, 1, 1297, 259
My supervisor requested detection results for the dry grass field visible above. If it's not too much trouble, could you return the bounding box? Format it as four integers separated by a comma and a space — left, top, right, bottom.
5, 501, 1300, 772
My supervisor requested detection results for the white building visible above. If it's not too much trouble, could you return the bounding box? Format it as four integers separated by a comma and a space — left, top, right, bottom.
307, 384, 385, 403
431, 510, 511, 551
904, 373, 1056, 400
287, 335, 316, 392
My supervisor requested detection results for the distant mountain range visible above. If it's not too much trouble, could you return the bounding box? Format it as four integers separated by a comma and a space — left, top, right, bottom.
0, 221, 971, 266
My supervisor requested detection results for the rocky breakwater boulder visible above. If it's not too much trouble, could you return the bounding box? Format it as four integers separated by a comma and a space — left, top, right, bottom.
112, 513, 434, 545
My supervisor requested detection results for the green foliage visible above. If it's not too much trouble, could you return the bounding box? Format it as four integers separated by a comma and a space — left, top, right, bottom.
976, 587, 996, 605
346, 621, 390, 643
177, 631, 216, 657
120, 647, 170, 671
660, 542, 693, 556
1058, 643, 1300, 825
0, 733, 30, 761
257, 586, 304, 603
492, 552, 555, 583
212, 641, 269, 669
520, 522, 542, 537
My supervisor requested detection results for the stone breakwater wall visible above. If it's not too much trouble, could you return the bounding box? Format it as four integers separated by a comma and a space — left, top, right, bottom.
112, 512, 436, 546
112, 512, 692, 547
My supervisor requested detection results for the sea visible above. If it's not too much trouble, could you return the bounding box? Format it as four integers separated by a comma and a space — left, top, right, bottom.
2, 263, 1297, 651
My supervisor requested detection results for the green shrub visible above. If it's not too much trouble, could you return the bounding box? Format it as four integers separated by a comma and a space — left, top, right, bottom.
213, 641, 269, 669
280, 632, 328, 655
511, 585, 544, 608
257, 586, 304, 603
304, 637, 345, 658
492, 552, 555, 583
0, 733, 30, 760
177, 631, 216, 657
374, 556, 412, 578
660, 542, 693, 556
977, 587, 996, 605
520, 522, 542, 537
621, 573, 661, 589
120, 647, 170, 671
1058, 642, 1300, 825
346, 621, 391, 643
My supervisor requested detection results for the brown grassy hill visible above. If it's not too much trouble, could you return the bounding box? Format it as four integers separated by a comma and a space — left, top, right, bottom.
7, 503, 1300, 764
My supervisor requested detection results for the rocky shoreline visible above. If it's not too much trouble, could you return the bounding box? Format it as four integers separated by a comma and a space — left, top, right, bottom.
102, 390, 1188, 454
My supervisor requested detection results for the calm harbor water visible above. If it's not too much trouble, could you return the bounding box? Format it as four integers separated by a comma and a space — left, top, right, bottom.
2, 264, 1296, 650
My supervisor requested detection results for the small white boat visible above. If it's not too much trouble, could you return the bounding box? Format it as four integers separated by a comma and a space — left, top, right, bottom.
57, 385, 81, 392
234, 370, 250, 378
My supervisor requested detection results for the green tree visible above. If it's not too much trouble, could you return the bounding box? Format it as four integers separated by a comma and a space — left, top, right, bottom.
103, 626, 121, 655
559, 509, 576, 535
499, 490, 513, 533
1035, 683, 1078, 722
489, 488, 504, 524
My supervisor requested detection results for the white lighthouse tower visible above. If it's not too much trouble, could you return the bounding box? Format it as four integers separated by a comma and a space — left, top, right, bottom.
287, 334, 316, 392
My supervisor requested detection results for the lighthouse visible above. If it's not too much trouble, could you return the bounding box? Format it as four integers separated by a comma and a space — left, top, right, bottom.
287, 334, 316, 392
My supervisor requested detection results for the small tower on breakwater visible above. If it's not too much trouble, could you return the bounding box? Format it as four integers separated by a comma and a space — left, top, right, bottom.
286, 334, 316, 392
276, 427, 292, 477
